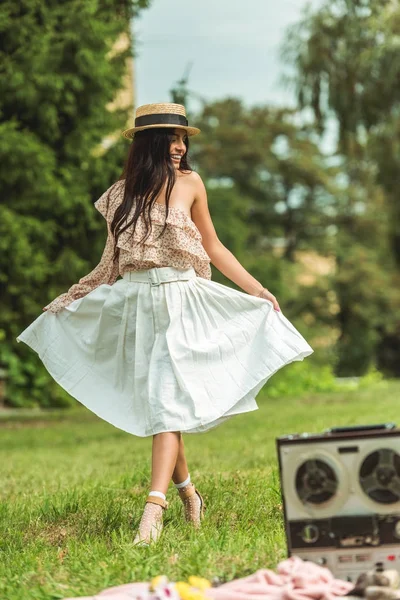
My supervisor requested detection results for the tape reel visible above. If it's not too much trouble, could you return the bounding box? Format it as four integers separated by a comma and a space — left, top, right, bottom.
359, 447, 400, 505
286, 449, 349, 518
296, 458, 338, 505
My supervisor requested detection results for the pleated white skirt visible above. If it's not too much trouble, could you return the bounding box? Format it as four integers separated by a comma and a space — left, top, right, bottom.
16, 266, 314, 437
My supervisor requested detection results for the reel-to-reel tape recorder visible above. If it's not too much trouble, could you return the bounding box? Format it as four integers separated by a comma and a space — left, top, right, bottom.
276, 424, 400, 581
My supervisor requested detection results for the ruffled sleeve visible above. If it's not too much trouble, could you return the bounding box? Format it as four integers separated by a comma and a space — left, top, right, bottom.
43, 182, 124, 314
94, 179, 125, 223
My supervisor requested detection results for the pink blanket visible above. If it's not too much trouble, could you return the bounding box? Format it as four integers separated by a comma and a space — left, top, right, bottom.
206, 556, 354, 600
63, 556, 354, 600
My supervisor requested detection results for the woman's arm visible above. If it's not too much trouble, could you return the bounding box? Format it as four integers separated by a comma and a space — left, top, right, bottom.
43, 182, 123, 314
191, 172, 280, 310
43, 221, 119, 314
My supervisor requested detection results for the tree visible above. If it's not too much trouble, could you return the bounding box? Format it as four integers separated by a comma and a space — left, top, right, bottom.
282, 0, 400, 375
0, 0, 150, 407
191, 98, 338, 261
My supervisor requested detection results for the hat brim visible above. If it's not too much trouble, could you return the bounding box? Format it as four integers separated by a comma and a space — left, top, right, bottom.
121, 123, 201, 140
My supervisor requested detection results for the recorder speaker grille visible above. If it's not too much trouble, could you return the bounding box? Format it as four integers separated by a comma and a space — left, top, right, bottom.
295, 459, 338, 505
359, 448, 400, 505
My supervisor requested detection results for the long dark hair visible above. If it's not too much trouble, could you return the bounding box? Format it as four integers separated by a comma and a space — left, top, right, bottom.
107, 127, 192, 262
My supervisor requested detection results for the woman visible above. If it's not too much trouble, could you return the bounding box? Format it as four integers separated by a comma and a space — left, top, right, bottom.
16, 102, 313, 546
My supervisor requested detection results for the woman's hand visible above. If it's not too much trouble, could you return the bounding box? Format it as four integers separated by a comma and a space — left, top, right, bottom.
255, 287, 281, 312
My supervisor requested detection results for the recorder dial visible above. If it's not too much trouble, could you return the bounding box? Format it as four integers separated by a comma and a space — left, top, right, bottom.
301, 524, 319, 544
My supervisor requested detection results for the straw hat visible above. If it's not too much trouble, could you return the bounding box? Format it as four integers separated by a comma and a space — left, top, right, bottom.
121, 102, 201, 139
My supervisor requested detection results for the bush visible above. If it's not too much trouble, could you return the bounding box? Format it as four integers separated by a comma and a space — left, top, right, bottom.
265, 360, 385, 399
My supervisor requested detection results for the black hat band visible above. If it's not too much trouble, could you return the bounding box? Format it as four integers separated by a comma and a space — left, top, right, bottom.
135, 113, 189, 128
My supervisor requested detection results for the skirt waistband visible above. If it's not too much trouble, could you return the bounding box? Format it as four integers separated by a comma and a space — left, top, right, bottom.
122, 266, 196, 286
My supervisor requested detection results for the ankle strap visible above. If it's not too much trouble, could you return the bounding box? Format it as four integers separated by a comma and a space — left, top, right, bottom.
178, 484, 196, 500
146, 495, 168, 509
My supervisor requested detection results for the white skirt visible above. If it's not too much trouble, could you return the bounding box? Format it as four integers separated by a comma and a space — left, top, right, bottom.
16, 266, 313, 437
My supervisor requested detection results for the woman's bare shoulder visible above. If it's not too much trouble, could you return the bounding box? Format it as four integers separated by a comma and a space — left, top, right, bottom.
178, 169, 203, 185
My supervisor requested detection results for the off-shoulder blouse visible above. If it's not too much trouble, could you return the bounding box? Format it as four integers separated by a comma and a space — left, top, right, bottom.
44, 180, 212, 313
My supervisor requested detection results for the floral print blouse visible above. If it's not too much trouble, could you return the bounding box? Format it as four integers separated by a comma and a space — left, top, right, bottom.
43, 180, 212, 313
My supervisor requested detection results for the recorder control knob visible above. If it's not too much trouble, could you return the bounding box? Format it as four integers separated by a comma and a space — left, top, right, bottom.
301, 524, 319, 544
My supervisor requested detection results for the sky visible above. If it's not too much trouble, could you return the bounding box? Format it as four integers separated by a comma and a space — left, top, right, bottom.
133, 0, 324, 112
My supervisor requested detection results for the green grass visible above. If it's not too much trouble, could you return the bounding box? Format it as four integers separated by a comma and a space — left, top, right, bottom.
1, 378, 399, 599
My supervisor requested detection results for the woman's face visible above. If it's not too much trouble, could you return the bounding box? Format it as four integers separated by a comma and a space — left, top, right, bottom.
169, 128, 188, 169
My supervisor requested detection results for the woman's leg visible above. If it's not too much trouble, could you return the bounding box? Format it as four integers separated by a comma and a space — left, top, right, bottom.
171, 434, 205, 527
134, 431, 181, 545
172, 432, 189, 484
150, 431, 181, 495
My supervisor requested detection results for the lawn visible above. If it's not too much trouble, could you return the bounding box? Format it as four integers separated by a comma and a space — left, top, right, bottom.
1, 378, 399, 600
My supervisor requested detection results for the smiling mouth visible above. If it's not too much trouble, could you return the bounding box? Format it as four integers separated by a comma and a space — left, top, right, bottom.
170, 154, 182, 161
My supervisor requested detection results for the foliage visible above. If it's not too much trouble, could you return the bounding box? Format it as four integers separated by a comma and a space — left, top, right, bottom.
0, 0, 150, 407
281, 0, 400, 375
265, 359, 384, 399
266, 361, 340, 398
192, 99, 339, 261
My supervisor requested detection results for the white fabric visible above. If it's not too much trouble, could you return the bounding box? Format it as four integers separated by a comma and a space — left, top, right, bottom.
148, 491, 166, 500
16, 265, 314, 437
174, 474, 191, 489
